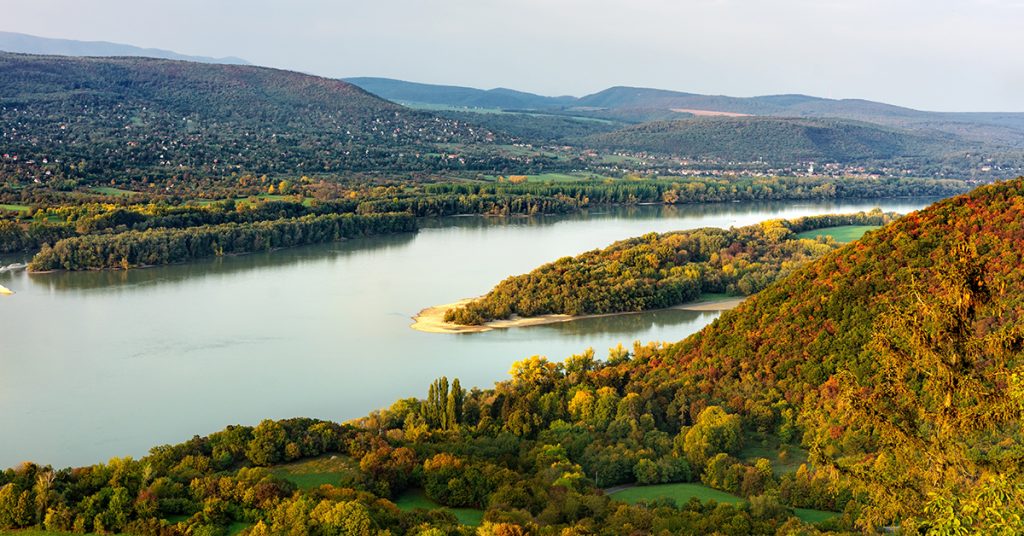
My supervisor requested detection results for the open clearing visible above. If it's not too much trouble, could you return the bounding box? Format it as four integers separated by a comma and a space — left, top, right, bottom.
609, 482, 839, 524
794, 508, 840, 523
795, 225, 879, 243
267, 454, 359, 490
670, 108, 751, 117
90, 186, 139, 197
0, 204, 30, 214
610, 482, 744, 505
393, 489, 484, 526
739, 442, 810, 475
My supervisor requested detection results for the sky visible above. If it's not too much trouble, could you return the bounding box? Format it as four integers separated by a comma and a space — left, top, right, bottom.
3, 0, 1024, 112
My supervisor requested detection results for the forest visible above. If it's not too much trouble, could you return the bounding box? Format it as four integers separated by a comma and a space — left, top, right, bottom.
1, 178, 1021, 535
27, 213, 416, 271
444, 211, 897, 324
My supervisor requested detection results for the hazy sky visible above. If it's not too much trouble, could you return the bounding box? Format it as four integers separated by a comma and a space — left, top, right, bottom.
3, 0, 1024, 111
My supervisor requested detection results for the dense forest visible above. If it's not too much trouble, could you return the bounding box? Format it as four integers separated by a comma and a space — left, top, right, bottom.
27, 213, 416, 271
2, 179, 1021, 535
584, 117, 971, 164
444, 211, 897, 324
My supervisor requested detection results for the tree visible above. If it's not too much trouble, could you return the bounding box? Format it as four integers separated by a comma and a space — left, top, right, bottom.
446, 378, 464, 429
246, 420, 288, 466
682, 406, 742, 469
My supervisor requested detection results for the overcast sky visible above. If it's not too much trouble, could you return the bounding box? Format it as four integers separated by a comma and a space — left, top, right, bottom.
3, 0, 1024, 112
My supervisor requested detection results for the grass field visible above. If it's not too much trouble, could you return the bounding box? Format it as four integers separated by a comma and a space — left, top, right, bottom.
0, 522, 250, 535
0, 531, 75, 536
0, 203, 30, 214
267, 455, 359, 490
90, 186, 138, 197
393, 489, 484, 526
739, 442, 809, 475
192, 194, 313, 207
795, 225, 879, 243
610, 482, 744, 505
486, 172, 614, 183
610, 483, 839, 525
794, 508, 840, 523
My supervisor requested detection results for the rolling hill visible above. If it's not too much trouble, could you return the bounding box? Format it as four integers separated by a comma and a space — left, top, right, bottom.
0, 31, 249, 65
0, 52, 507, 183
348, 78, 1024, 149
583, 116, 972, 163
648, 178, 1024, 528
344, 76, 573, 110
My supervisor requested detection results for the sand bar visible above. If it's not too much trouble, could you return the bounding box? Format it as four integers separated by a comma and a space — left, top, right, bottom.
411, 296, 746, 334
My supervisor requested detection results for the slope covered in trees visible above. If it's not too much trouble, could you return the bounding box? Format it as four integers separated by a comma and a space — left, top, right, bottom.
654, 178, 1024, 529
444, 211, 897, 324
584, 117, 972, 164
0, 52, 507, 184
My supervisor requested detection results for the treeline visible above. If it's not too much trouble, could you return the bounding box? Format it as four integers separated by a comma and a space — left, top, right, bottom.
445, 210, 896, 324
28, 213, 416, 271
422, 176, 972, 204
2, 175, 967, 256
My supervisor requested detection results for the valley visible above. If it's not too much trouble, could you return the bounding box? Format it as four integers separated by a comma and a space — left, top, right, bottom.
1, 20, 1022, 533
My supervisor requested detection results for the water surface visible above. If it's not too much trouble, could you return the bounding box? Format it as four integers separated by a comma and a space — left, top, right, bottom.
0, 198, 935, 468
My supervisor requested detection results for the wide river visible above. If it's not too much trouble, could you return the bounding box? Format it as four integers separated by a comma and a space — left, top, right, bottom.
0, 197, 937, 468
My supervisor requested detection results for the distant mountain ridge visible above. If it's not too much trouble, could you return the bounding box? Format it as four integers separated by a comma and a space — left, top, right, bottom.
0, 31, 249, 65
344, 77, 574, 110
584, 116, 974, 164
348, 78, 1024, 148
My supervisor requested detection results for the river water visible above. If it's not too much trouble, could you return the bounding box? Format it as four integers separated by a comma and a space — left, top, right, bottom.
0, 198, 936, 468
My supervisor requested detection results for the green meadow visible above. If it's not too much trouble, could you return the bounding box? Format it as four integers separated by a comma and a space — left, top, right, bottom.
610, 482, 744, 505
393, 489, 484, 526
795, 225, 880, 243
266, 455, 359, 490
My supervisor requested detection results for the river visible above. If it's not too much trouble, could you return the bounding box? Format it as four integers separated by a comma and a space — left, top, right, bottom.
0, 197, 936, 468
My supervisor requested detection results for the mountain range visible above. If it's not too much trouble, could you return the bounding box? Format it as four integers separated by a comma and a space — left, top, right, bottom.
0, 47, 1020, 181
0, 31, 249, 65
347, 78, 1024, 149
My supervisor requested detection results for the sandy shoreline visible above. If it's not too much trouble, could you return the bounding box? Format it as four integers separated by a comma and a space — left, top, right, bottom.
410, 296, 746, 334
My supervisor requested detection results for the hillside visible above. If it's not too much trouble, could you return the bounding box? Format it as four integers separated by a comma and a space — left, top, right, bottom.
0, 53, 507, 185
584, 116, 969, 163
652, 178, 1024, 528
0, 31, 249, 64
349, 78, 1024, 148
345, 77, 573, 109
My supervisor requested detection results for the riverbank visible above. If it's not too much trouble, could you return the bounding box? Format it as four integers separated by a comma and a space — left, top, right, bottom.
410, 296, 745, 334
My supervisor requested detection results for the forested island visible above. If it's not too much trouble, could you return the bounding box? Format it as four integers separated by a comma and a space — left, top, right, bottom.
438, 210, 897, 326
2, 180, 1022, 534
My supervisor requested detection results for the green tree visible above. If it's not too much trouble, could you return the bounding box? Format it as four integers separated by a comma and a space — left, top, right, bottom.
682, 406, 742, 469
